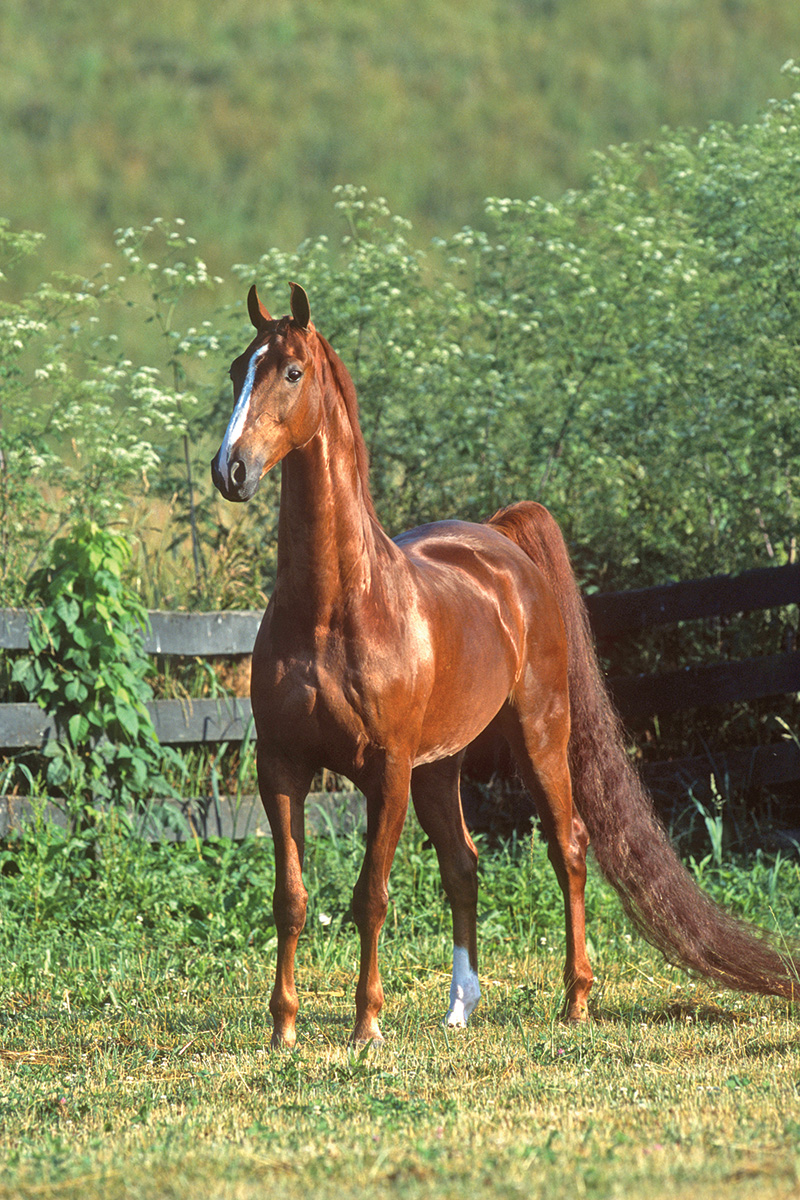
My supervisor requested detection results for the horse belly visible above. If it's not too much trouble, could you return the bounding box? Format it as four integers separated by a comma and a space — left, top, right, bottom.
412, 619, 518, 767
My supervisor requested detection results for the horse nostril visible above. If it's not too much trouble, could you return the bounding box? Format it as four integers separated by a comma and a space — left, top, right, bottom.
230, 459, 247, 488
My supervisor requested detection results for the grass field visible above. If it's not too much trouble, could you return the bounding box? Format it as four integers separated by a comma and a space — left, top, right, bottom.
2, 807, 799, 1198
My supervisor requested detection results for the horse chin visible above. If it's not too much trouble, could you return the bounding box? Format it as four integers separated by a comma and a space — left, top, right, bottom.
235, 475, 261, 502
223, 473, 261, 503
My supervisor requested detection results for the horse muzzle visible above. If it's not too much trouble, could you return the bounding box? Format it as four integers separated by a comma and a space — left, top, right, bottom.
211, 448, 262, 502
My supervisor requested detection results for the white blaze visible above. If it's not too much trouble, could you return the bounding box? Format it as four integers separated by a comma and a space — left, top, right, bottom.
218, 342, 271, 474
445, 945, 481, 1027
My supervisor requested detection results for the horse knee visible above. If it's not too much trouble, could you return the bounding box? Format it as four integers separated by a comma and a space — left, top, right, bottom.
352, 878, 388, 932
572, 811, 590, 856
274, 882, 308, 938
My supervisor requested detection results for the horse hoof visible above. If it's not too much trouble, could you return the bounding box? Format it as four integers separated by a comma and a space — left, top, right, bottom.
350, 1026, 384, 1048
270, 1029, 298, 1050
444, 1014, 468, 1029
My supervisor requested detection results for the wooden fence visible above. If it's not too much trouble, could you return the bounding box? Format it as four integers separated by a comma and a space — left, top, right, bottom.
589, 561, 800, 805
0, 560, 798, 836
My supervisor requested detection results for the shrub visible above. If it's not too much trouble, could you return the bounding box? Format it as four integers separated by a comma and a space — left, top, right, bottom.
12, 521, 182, 812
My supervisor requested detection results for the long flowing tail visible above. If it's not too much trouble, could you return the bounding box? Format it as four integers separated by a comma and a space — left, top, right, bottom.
488, 500, 799, 1000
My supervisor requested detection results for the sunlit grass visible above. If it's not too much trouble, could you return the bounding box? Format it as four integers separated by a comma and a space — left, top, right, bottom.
2, 948, 798, 1200
1, 813, 799, 1197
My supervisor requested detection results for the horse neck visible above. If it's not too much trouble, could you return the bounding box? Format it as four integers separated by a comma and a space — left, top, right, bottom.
275, 346, 384, 619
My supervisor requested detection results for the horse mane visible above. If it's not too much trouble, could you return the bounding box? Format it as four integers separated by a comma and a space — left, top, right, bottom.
316, 333, 378, 524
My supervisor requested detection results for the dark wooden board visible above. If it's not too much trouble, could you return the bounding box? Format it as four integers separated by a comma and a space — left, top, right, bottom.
587, 562, 800, 638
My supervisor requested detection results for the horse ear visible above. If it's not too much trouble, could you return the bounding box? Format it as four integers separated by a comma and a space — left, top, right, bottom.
289, 282, 310, 330
247, 285, 272, 332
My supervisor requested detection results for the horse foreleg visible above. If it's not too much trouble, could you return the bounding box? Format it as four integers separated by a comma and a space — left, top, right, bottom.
350, 762, 411, 1044
411, 757, 480, 1027
257, 752, 314, 1049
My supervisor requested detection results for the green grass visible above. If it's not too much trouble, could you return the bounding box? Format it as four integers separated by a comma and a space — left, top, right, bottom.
2, 810, 800, 1198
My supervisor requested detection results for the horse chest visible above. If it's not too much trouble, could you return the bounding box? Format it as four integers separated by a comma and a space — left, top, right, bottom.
252, 649, 399, 763
253, 588, 434, 773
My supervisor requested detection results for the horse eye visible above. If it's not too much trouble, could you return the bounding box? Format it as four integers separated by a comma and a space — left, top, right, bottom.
285, 365, 303, 383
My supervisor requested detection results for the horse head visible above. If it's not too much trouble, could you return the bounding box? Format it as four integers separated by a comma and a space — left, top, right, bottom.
211, 283, 319, 501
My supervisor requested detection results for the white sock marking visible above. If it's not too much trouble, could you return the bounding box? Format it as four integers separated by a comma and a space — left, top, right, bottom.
445, 945, 480, 1027
218, 342, 271, 473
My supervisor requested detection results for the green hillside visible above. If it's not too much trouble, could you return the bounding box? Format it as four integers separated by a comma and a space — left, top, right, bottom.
3, 0, 800, 285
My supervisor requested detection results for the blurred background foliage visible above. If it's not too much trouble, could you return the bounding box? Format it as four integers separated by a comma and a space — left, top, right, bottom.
3, 0, 800, 292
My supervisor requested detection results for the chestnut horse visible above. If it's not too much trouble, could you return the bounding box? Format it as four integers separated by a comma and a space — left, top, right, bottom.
212, 283, 798, 1047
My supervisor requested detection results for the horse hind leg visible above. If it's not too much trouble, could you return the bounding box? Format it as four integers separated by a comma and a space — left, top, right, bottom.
411, 756, 481, 1027
499, 705, 594, 1022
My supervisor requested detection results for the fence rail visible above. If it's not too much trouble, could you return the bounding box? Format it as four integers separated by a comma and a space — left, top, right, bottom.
1, 560, 798, 819
586, 561, 800, 637
0, 609, 263, 658
0, 697, 254, 751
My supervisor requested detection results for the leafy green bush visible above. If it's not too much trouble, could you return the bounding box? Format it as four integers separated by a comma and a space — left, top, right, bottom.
0, 215, 222, 607
4, 87, 800, 604
12, 521, 181, 811
223, 86, 800, 596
